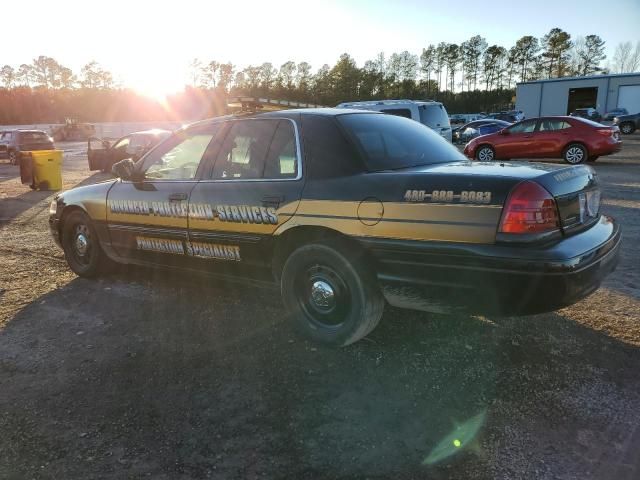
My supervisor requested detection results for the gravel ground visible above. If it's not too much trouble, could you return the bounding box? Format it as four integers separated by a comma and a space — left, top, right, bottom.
0, 137, 639, 479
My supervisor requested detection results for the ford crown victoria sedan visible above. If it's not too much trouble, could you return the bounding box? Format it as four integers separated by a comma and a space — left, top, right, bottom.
49, 109, 621, 346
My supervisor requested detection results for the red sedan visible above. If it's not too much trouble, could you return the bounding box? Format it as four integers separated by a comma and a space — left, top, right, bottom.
464, 116, 622, 164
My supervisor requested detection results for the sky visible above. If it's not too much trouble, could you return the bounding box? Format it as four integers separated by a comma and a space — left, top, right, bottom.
4, 0, 640, 98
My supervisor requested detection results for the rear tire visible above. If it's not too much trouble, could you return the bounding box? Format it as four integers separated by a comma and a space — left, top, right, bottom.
62, 210, 113, 278
8, 150, 17, 165
563, 143, 587, 164
280, 240, 384, 346
475, 145, 495, 162
620, 122, 636, 135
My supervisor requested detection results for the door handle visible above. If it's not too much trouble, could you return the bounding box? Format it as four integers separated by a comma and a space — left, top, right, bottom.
168, 193, 187, 201
262, 195, 284, 208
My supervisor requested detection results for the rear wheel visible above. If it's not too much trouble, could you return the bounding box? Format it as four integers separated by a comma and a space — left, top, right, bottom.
281, 241, 384, 346
62, 210, 113, 278
620, 122, 636, 135
475, 145, 495, 162
563, 144, 587, 164
8, 150, 17, 165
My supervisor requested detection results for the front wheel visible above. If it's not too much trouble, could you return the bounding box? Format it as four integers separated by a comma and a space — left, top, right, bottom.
563, 144, 587, 164
475, 145, 495, 162
8, 151, 17, 165
620, 122, 636, 135
280, 241, 384, 346
62, 210, 113, 277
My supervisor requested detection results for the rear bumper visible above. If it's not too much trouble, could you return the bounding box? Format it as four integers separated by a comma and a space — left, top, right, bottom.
361, 215, 621, 315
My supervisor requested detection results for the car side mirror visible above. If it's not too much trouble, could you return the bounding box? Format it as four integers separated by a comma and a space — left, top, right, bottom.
111, 158, 136, 180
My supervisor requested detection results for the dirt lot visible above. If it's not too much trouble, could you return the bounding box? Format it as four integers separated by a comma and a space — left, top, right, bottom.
1, 137, 639, 479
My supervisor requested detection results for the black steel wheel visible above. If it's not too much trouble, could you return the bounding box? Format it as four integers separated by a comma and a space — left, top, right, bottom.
62, 210, 112, 277
281, 241, 384, 346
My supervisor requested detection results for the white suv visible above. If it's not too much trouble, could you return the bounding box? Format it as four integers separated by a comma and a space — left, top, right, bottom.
336, 99, 452, 142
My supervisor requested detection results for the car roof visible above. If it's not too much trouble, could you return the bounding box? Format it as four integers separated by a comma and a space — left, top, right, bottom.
190, 108, 378, 128
131, 129, 172, 136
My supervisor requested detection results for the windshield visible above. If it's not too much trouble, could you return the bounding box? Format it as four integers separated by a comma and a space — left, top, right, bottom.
338, 113, 465, 171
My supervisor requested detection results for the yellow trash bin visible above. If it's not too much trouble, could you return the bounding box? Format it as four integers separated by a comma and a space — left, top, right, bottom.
26, 150, 63, 191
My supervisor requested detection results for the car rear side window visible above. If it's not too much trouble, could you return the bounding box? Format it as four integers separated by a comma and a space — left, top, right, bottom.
338, 113, 465, 171
263, 120, 298, 179
538, 119, 571, 131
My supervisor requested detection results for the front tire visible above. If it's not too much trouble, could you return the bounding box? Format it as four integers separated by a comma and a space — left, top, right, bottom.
475, 145, 495, 162
280, 241, 384, 346
563, 143, 587, 164
62, 210, 112, 278
620, 122, 636, 135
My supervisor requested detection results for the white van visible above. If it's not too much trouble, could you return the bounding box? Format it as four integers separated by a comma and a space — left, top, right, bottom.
336, 99, 452, 142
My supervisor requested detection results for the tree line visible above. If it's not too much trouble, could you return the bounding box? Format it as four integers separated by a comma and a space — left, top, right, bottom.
1, 30, 639, 124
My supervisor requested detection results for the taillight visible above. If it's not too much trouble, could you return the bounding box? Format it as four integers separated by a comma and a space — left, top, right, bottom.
499, 181, 560, 234
596, 128, 614, 137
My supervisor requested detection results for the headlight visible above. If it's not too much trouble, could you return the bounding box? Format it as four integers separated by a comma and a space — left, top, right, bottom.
49, 200, 57, 215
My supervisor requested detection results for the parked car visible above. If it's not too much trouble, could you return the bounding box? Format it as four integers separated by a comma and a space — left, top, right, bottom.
336, 99, 452, 142
485, 112, 519, 123
0, 129, 55, 165
603, 108, 628, 121
88, 129, 171, 173
449, 114, 466, 125
570, 108, 602, 122
612, 112, 640, 134
453, 119, 511, 144
464, 116, 621, 164
50, 108, 620, 346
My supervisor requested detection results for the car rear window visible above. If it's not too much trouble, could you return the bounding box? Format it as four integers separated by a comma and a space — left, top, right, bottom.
337, 113, 465, 171
419, 104, 450, 127
571, 117, 604, 127
20, 132, 50, 143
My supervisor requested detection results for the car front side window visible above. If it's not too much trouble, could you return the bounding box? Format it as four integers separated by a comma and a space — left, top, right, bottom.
508, 120, 536, 134
140, 127, 218, 181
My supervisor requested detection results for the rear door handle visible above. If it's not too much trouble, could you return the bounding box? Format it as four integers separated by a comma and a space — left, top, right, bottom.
168, 193, 187, 201
262, 195, 284, 208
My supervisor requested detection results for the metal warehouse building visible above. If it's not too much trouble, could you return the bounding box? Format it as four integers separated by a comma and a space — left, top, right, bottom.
516, 73, 640, 118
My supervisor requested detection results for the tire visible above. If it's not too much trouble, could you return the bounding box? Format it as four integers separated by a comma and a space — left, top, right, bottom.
620, 122, 636, 135
280, 240, 384, 346
8, 150, 17, 165
563, 143, 587, 164
587, 155, 599, 162
62, 210, 113, 278
475, 145, 495, 162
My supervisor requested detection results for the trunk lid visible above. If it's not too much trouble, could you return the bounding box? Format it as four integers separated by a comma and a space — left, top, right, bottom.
401, 160, 600, 234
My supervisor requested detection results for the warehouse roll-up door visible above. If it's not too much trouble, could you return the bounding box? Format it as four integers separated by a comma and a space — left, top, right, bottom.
617, 85, 640, 114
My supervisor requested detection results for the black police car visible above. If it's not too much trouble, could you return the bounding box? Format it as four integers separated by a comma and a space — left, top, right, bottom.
49, 108, 621, 346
